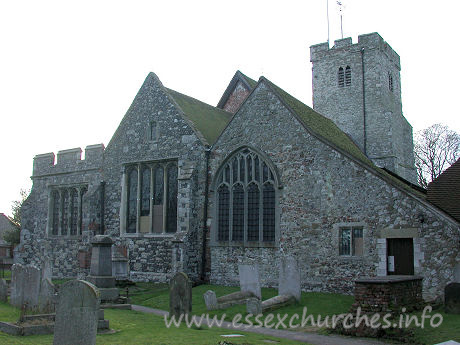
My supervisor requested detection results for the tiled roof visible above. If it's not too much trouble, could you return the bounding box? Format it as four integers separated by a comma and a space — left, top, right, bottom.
166, 88, 233, 146
427, 158, 460, 222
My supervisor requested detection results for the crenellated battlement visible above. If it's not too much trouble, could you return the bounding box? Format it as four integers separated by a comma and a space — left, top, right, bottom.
310, 32, 400, 69
33, 144, 105, 177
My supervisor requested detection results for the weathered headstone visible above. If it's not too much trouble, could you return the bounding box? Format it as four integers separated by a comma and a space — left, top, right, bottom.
38, 278, 56, 313
445, 283, 460, 314
238, 264, 261, 299
279, 256, 301, 301
246, 297, 262, 315
169, 272, 192, 318
203, 290, 218, 310
53, 280, 100, 345
454, 263, 460, 283
0, 279, 7, 303
10, 264, 41, 311
86, 235, 119, 302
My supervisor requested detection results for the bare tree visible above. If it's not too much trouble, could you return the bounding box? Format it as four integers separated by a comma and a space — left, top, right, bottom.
414, 124, 460, 188
3, 188, 29, 246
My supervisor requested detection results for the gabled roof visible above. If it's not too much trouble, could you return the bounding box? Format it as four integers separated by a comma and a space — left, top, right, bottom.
256, 77, 427, 199
166, 88, 233, 146
427, 158, 460, 222
217, 70, 257, 109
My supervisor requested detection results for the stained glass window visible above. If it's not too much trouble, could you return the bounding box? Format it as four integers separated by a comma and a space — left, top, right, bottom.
263, 183, 275, 241
232, 184, 244, 241
218, 185, 229, 241
154, 166, 164, 205
247, 183, 259, 241
215, 148, 277, 244
70, 189, 78, 235
127, 169, 138, 233
141, 167, 151, 216
52, 190, 60, 235
61, 190, 69, 235
166, 164, 178, 233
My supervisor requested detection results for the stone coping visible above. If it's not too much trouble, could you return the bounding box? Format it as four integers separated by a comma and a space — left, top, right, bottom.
355, 275, 423, 284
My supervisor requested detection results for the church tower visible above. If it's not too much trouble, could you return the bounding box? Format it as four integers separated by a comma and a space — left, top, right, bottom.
310, 32, 416, 183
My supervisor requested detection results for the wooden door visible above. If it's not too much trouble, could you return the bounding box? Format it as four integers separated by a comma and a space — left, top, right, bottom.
387, 238, 414, 275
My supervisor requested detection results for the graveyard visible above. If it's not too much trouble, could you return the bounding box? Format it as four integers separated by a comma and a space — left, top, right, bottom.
1, 265, 460, 344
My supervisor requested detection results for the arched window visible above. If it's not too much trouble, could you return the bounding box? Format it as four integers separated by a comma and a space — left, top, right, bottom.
388, 72, 394, 92
338, 67, 344, 87
345, 66, 351, 86
49, 186, 85, 237
215, 148, 278, 244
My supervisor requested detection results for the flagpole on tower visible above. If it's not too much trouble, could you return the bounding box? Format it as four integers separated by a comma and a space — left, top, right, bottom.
327, 0, 330, 46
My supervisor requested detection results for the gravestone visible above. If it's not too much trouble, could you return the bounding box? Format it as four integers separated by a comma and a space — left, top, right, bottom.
53, 280, 100, 345
203, 290, 218, 310
0, 279, 7, 303
246, 297, 262, 315
279, 256, 301, 301
169, 272, 192, 318
38, 278, 56, 313
238, 264, 261, 299
10, 264, 41, 311
86, 235, 119, 302
445, 283, 460, 314
454, 263, 460, 283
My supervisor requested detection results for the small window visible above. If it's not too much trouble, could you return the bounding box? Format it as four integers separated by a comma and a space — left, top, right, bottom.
149, 121, 158, 141
388, 73, 394, 92
338, 67, 344, 87
345, 66, 351, 86
339, 227, 363, 256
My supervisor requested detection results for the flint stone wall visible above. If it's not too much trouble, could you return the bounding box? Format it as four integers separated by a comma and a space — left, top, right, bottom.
208, 81, 460, 301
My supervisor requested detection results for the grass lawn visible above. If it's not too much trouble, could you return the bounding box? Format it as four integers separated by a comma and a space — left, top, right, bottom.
130, 283, 460, 345
0, 301, 307, 345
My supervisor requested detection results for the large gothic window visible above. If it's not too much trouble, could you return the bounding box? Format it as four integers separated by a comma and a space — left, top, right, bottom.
49, 186, 86, 237
215, 148, 278, 244
123, 161, 178, 234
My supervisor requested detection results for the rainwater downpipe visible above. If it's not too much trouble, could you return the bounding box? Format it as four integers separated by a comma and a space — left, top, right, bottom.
201, 148, 211, 282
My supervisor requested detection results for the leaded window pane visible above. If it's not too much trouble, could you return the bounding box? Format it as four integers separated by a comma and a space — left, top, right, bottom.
218, 185, 229, 241
247, 156, 252, 181
339, 228, 351, 255
263, 183, 275, 242
141, 167, 151, 216
61, 190, 69, 235
127, 169, 138, 233
166, 165, 178, 233
353, 228, 363, 256
239, 157, 245, 182
263, 162, 268, 182
224, 165, 230, 183
232, 158, 238, 183
70, 189, 78, 235
154, 166, 164, 205
254, 156, 260, 182
247, 183, 259, 241
52, 190, 60, 235
232, 184, 244, 241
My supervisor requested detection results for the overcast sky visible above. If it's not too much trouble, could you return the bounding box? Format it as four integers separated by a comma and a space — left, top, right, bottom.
1, 0, 459, 216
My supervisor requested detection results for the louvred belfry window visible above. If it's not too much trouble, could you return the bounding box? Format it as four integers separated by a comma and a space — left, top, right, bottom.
216, 148, 278, 244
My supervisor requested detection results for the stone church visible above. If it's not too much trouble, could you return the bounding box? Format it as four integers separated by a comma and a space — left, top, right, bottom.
18, 33, 460, 301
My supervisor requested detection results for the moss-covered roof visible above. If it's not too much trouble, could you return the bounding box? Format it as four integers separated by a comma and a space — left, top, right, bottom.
262, 78, 426, 199
166, 88, 232, 145
238, 71, 258, 88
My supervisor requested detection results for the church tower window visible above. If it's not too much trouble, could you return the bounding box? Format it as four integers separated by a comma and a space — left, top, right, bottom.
338, 67, 344, 87
345, 66, 351, 86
